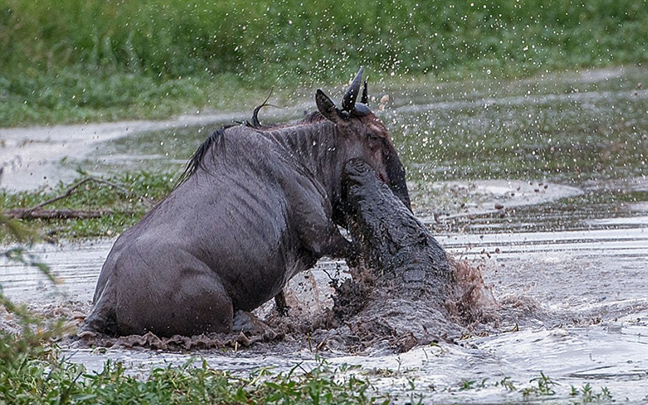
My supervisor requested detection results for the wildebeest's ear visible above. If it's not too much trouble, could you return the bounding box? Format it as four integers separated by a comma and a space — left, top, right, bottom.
316, 89, 347, 125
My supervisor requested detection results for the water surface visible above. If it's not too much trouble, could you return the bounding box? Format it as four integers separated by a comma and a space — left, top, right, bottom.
1, 67, 648, 403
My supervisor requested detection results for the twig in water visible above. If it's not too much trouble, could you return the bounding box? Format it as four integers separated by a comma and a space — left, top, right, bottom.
3, 176, 153, 219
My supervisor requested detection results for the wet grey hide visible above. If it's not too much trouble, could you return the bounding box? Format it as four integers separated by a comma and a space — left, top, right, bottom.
81, 68, 410, 337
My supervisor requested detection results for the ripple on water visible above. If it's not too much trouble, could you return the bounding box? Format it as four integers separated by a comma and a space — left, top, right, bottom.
2, 199, 647, 402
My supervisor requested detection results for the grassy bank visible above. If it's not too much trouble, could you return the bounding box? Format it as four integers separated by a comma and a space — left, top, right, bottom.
1, 0, 647, 126
0, 170, 176, 240
0, 341, 393, 405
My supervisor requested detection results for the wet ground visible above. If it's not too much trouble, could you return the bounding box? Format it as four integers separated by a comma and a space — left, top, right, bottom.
1, 67, 648, 402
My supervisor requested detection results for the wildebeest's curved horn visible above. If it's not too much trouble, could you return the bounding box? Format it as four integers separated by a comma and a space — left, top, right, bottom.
342, 67, 364, 112
361, 78, 368, 105
251, 105, 263, 128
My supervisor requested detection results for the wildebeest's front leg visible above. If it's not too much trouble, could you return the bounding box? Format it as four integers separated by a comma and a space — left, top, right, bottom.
298, 206, 354, 261
289, 177, 354, 261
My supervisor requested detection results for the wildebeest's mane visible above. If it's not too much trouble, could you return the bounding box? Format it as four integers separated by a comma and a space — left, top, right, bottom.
299, 110, 326, 124
174, 110, 327, 189
245, 110, 326, 130
175, 126, 230, 187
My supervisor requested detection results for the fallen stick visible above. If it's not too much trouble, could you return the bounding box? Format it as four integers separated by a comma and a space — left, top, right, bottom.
3, 208, 115, 220
3, 176, 153, 219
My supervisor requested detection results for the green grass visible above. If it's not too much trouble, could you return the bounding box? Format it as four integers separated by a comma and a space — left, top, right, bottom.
570, 383, 613, 403
1, 0, 647, 126
0, 353, 392, 405
0, 170, 177, 240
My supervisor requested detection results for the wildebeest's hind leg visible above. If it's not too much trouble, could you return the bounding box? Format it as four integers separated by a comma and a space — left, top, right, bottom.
119, 270, 234, 337
163, 270, 234, 336
109, 248, 235, 337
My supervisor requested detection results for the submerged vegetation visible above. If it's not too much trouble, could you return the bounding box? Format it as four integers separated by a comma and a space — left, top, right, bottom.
1, 0, 647, 126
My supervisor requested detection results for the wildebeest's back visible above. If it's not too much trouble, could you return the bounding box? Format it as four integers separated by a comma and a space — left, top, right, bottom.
114, 130, 295, 290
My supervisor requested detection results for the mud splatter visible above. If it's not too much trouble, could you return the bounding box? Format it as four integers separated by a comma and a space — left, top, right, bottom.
65, 253, 497, 355
306, 256, 499, 353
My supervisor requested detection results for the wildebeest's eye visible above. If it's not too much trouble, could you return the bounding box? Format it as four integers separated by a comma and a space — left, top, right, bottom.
367, 133, 380, 141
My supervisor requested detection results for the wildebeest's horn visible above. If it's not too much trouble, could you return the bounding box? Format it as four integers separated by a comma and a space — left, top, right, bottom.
361, 78, 369, 105
342, 67, 364, 112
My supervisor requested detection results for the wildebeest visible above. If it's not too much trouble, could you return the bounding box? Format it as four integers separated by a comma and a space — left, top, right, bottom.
81, 68, 411, 337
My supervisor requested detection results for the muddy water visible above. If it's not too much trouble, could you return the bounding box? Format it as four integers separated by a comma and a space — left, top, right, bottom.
2, 187, 647, 402
2, 67, 648, 402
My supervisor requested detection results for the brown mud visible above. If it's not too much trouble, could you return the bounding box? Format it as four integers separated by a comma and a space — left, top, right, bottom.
313, 256, 498, 353
70, 253, 496, 355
